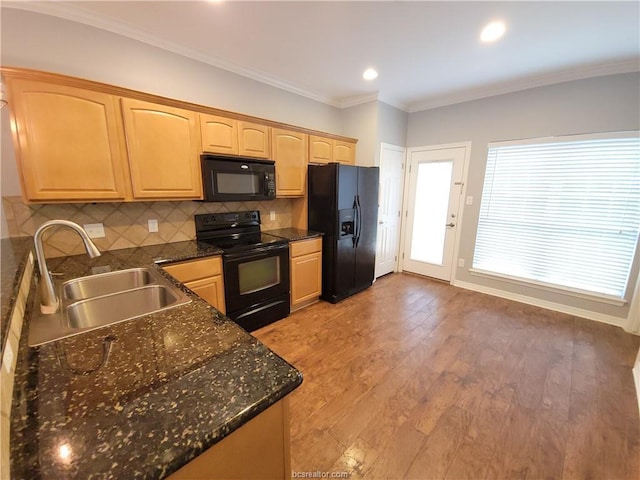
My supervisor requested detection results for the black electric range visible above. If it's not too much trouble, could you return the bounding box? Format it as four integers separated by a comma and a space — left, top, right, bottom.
194, 211, 290, 331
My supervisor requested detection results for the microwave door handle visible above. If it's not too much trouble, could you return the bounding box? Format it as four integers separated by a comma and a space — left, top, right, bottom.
264, 173, 270, 194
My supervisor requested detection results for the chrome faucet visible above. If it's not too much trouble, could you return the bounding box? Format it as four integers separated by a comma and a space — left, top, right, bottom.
34, 220, 101, 314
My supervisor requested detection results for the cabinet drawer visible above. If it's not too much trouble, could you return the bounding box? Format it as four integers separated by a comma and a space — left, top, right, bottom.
290, 237, 322, 258
163, 256, 222, 283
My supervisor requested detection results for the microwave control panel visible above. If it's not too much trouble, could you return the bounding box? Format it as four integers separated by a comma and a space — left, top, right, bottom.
266, 174, 276, 196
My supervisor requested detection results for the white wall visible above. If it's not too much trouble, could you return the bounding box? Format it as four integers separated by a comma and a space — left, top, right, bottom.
342, 101, 378, 167
376, 101, 408, 166
0, 8, 348, 238
407, 72, 640, 321
1, 9, 343, 132
341, 100, 408, 168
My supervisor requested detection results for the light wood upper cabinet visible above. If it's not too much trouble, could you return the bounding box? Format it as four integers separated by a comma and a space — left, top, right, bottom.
334, 139, 356, 164
309, 135, 333, 164
5, 79, 129, 201
309, 135, 356, 165
121, 98, 203, 199
238, 121, 270, 158
200, 115, 270, 159
200, 114, 239, 155
271, 128, 308, 197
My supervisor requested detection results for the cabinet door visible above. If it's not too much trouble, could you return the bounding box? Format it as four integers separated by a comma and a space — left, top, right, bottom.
291, 251, 322, 307
185, 276, 226, 314
238, 121, 270, 158
6, 79, 128, 201
121, 98, 202, 199
334, 140, 356, 165
168, 398, 290, 480
271, 128, 308, 197
309, 135, 333, 164
163, 256, 223, 283
200, 114, 238, 155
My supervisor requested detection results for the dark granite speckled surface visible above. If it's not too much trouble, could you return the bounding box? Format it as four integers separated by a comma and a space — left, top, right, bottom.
264, 228, 323, 242
9, 240, 303, 479
1, 236, 33, 360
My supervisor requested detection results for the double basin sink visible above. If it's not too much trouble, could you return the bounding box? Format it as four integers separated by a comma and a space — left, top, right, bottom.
29, 267, 191, 346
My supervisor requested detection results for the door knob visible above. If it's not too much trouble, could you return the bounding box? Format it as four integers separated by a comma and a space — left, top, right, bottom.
445, 223, 455, 227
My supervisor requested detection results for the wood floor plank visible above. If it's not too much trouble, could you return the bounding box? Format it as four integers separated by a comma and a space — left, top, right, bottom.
253, 273, 640, 480
405, 404, 473, 479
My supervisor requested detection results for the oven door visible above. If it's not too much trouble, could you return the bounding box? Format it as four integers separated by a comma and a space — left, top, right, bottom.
223, 243, 290, 331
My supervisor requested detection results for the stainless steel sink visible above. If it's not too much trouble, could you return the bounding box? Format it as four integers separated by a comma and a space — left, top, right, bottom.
63, 268, 155, 300
66, 285, 184, 329
29, 267, 191, 346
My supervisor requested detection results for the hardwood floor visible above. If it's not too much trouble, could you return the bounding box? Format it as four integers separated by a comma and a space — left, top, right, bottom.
254, 273, 640, 480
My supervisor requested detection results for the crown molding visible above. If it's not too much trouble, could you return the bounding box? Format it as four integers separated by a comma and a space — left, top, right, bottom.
337, 92, 380, 109
3, 1, 342, 108
408, 58, 640, 113
336, 92, 410, 112
5, 2, 638, 115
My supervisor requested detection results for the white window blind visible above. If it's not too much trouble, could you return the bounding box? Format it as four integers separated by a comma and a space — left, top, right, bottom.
472, 132, 640, 300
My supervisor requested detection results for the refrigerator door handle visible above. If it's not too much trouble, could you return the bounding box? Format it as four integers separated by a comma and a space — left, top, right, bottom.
355, 195, 363, 248
352, 196, 359, 248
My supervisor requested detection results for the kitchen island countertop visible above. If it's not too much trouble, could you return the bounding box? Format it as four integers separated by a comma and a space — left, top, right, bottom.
8, 240, 302, 479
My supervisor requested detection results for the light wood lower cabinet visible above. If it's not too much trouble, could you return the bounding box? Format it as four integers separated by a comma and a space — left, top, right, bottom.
290, 237, 322, 310
162, 256, 225, 314
168, 398, 290, 480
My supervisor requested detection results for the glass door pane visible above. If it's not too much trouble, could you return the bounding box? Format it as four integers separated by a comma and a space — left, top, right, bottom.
409, 161, 453, 265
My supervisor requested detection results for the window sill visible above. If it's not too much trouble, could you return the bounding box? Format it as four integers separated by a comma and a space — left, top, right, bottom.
468, 268, 628, 307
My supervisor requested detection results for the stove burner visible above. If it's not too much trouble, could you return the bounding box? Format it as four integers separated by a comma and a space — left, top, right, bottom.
194, 210, 287, 252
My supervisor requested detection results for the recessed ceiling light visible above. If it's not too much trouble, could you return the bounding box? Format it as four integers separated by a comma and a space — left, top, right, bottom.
480, 21, 506, 43
363, 68, 378, 81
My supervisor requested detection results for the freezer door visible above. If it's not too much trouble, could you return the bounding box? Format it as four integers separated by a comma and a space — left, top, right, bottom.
354, 166, 380, 291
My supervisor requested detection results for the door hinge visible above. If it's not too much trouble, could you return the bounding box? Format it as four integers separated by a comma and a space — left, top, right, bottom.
402, 253, 405, 259
395, 255, 398, 261
405, 210, 408, 218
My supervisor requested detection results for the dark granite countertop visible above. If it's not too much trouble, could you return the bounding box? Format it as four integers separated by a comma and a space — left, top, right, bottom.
1, 236, 34, 360
264, 228, 323, 242
9, 240, 302, 479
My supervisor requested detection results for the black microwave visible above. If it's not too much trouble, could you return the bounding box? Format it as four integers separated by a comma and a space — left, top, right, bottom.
201, 154, 276, 202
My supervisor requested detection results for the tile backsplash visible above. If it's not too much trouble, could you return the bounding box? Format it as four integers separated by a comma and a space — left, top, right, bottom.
2, 196, 292, 257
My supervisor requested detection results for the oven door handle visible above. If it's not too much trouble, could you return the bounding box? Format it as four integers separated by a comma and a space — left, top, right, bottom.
223, 244, 288, 261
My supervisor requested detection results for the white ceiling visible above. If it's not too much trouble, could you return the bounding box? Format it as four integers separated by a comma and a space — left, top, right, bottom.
5, 1, 640, 112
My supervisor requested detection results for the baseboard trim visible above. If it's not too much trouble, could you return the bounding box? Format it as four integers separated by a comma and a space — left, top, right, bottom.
451, 279, 627, 330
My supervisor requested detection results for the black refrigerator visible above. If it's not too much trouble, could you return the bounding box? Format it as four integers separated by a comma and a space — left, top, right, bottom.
308, 163, 379, 303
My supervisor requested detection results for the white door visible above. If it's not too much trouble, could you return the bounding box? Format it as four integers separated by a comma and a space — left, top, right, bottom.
375, 143, 405, 278
402, 146, 466, 281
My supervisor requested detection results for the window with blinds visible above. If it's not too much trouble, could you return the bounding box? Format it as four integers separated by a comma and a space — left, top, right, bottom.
472, 132, 640, 301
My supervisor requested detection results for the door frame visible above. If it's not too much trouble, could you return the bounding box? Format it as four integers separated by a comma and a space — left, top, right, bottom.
399, 141, 472, 283
375, 142, 407, 278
